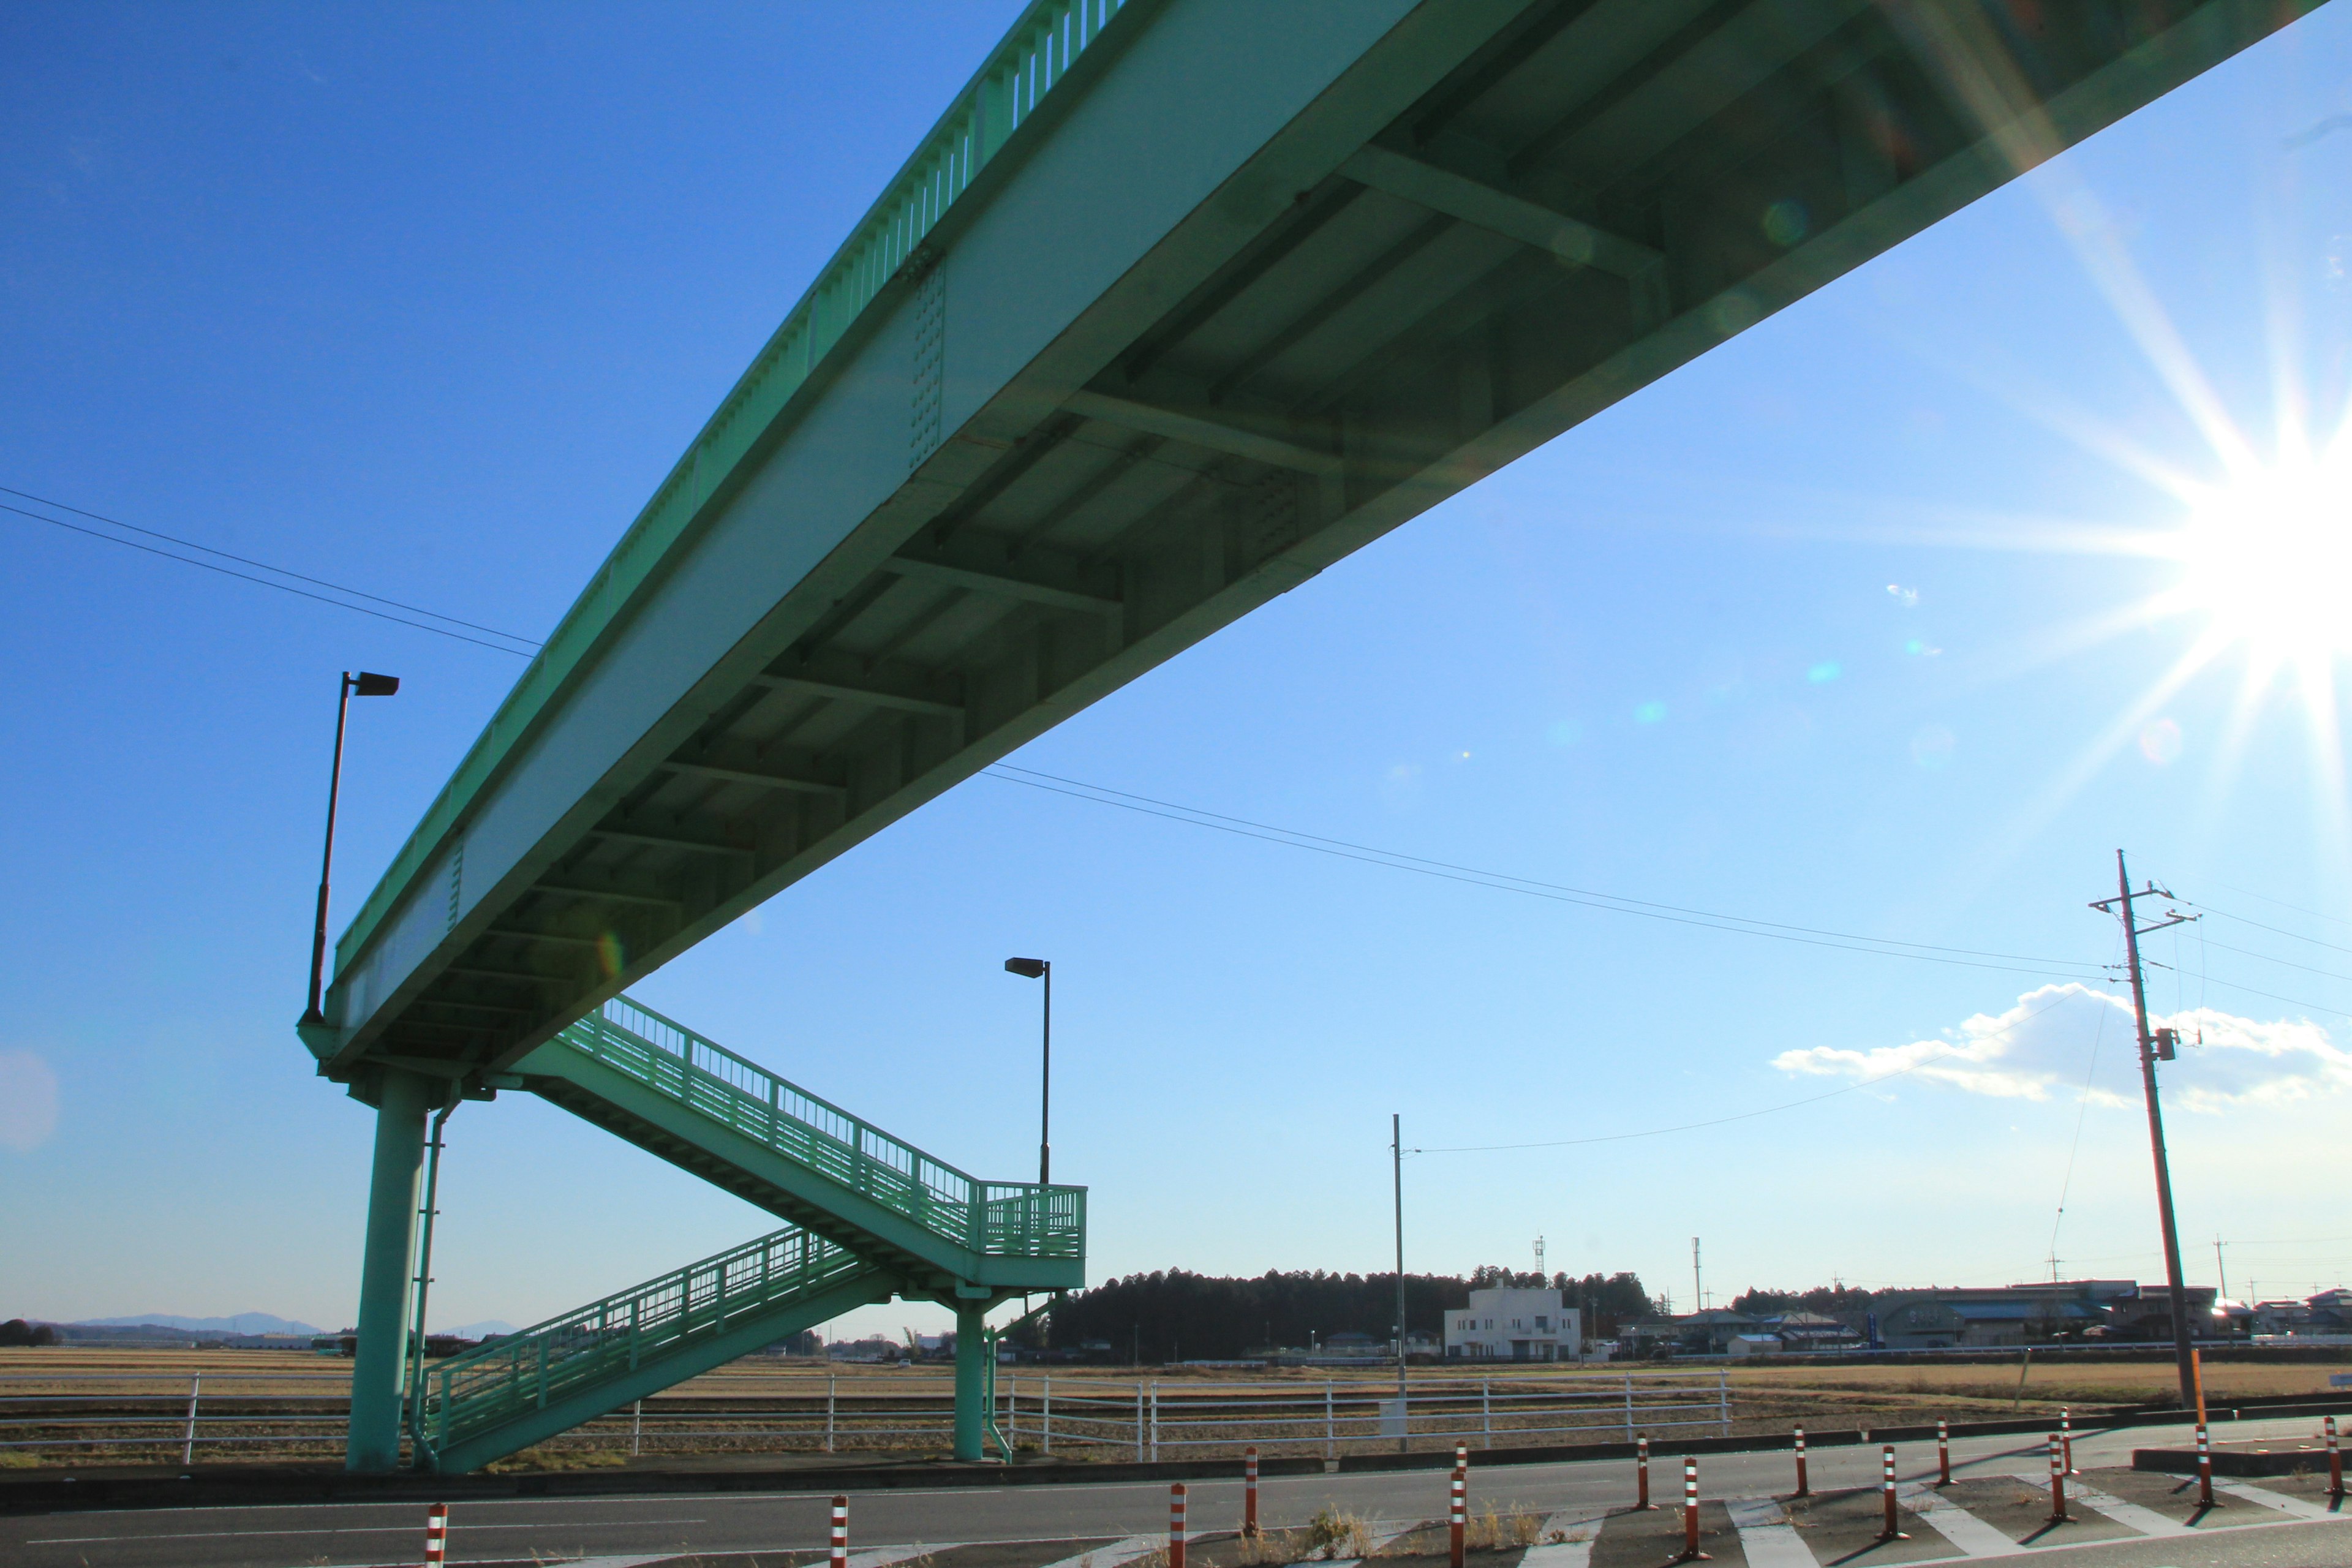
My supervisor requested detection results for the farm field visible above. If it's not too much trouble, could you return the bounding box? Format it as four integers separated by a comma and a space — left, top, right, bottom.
5, 1347, 2345, 1472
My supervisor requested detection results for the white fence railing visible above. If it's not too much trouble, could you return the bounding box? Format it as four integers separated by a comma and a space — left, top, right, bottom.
0, 1367, 1732, 1462
1003, 1372, 1733, 1460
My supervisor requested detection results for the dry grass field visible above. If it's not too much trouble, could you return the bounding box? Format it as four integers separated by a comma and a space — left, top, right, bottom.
5, 1347, 2343, 1471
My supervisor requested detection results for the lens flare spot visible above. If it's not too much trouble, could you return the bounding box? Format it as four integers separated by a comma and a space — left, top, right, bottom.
1546, 718, 1584, 747
1807, 661, 1842, 684
1762, 199, 1809, 247
1887, 583, 1920, 608
1634, 701, 1668, 725
1910, 725, 1956, 769
595, 931, 627, 981
2139, 717, 2184, 764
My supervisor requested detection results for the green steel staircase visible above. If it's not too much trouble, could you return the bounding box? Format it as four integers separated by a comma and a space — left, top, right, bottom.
511, 997, 1085, 1296
401, 997, 1084, 1472
415, 1224, 889, 1474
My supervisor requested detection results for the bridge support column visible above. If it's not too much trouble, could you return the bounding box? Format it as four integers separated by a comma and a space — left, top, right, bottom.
347, 1067, 432, 1472
953, 1302, 988, 1462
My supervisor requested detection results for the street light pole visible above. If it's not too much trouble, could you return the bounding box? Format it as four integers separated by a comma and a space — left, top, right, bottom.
1393, 1111, 1408, 1453
1005, 957, 1051, 1183
305, 671, 399, 1026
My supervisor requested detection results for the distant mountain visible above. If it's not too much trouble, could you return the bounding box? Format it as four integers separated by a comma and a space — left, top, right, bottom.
77, 1313, 325, 1336
440, 1320, 518, 1340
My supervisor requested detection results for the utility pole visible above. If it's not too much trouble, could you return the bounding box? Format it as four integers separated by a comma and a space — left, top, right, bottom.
2091, 849, 2199, 1411
1393, 1112, 1408, 1453
2215, 1237, 2230, 1303
1692, 1237, 1703, 1313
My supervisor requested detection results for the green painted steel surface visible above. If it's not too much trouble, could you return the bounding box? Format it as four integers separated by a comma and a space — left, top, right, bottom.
415, 1225, 890, 1474
310, 0, 2329, 1086
348, 1068, 431, 1473
326, 0, 1147, 995
518, 995, 1084, 1287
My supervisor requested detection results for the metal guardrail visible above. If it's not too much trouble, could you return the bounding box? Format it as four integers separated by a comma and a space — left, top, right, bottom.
1004, 1372, 1736, 1460
418, 1225, 875, 1460
557, 997, 1084, 1261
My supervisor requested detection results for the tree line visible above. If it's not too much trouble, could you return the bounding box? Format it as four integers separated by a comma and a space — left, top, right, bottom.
1026, 1267, 1653, 1361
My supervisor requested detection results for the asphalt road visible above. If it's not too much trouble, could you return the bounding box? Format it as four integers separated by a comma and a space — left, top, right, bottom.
4, 1415, 2343, 1568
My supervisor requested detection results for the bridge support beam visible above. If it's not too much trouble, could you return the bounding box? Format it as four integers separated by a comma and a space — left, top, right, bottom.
347, 1067, 432, 1472
952, 1301, 988, 1462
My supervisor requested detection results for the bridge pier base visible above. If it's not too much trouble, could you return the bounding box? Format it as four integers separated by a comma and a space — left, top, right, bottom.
952, 1302, 988, 1462
347, 1067, 432, 1472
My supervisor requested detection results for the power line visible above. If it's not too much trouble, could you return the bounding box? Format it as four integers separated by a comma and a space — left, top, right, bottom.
0, 484, 542, 655
2187, 899, 2352, 959
1411, 986, 2092, 1156
2206, 879, 2352, 930
984, 764, 2108, 981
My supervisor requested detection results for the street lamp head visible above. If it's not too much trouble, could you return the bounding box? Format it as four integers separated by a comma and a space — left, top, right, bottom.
350, 672, 401, 697
1004, 957, 1047, 979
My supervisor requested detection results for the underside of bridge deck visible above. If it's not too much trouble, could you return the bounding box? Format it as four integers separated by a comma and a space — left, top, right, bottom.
311, 0, 2322, 1093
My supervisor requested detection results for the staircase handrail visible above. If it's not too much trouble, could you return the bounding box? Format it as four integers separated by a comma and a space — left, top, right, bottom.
549, 995, 1082, 1259
417, 1225, 868, 1459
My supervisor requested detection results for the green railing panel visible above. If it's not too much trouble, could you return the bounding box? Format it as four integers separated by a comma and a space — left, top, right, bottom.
329, 0, 1142, 988
548, 995, 1085, 1261
419, 1225, 867, 1459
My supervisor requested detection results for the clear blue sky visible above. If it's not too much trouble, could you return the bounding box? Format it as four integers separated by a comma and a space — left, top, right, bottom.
4, 4, 2348, 1340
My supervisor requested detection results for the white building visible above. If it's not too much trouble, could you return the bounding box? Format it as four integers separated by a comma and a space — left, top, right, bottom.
1444, 1287, 1581, 1361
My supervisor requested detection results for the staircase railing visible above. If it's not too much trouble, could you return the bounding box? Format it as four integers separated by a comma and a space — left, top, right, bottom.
416, 1225, 870, 1460
549, 995, 1084, 1261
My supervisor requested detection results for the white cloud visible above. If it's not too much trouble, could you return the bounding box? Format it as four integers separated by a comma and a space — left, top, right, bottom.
1771, 984, 2351, 1112
0, 1049, 59, 1152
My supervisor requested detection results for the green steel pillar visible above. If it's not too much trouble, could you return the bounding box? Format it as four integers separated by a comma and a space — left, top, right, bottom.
347, 1068, 432, 1472
952, 1302, 988, 1461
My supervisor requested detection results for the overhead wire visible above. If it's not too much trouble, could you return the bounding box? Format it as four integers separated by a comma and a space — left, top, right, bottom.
1410, 985, 2094, 1155
984, 764, 2109, 981
0, 484, 543, 655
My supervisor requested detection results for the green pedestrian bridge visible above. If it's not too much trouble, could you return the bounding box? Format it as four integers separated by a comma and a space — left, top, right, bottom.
295, 0, 2326, 1472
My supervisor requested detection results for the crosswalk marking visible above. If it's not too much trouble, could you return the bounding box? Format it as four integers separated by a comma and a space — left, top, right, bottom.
1033, 1534, 1158, 1568
850, 1546, 965, 1568
1518, 1509, 1607, 1568
2214, 1477, 2339, 1521
1722, 1494, 1818, 1568
1896, 1481, 2021, 1558
2008, 1472, 2187, 1537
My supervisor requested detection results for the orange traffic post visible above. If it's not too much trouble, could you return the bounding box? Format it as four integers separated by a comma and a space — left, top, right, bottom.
1792, 1427, 1809, 1497
1937, 1419, 1951, 1487
830, 1496, 848, 1568
2195, 1423, 2215, 1509
1678, 1455, 1709, 1561
1243, 1445, 1260, 1537
1449, 1464, 1466, 1568
424, 1502, 448, 1568
2046, 1434, 2068, 1523
1637, 1434, 1655, 1509
2327, 1415, 2343, 1499
2061, 1406, 2075, 1475
1456, 1439, 1470, 1476
1877, 1445, 1906, 1540
1170, 1483, 1188, 1568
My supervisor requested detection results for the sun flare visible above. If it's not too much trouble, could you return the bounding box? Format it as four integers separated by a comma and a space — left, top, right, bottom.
2163, 456, 2352, 671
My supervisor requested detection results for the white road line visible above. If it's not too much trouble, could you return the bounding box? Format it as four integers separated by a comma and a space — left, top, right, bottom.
24, 1518, 705, 1545
1519, 1509, 1605, 1568
1897, 1481, 2018, 1558
2213, 1477, 2342, 1521
1723, 1495, 1818, 1568
2007, 1473, 2184, 1537
1033, 1533, 1159, 1568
